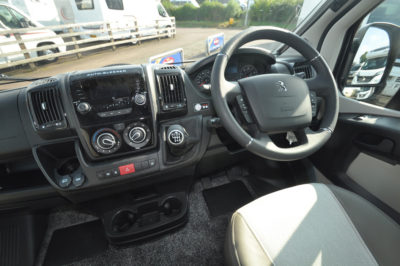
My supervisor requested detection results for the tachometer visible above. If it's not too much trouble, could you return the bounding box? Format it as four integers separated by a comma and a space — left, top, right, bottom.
194, 68, 211, 89
240, 64, 258, 79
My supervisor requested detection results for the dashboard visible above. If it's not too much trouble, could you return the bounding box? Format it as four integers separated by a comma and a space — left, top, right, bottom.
0, 47, 314, 208
188, 47, 279, 91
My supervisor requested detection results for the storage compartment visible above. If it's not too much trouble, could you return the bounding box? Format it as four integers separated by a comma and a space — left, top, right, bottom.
103, 192, 188, 245
34, 141, 87, 190
0, 157, 49, 192
0, 156, 63, 210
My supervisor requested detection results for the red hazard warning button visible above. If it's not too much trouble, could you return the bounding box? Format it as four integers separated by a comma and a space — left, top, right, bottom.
119, 164, 135, 175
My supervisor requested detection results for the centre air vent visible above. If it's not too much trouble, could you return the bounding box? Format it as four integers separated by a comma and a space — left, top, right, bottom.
29, 85, 66, 130
156, 74, 186, 111
294, 64, 314, 79
160, 65, 177, 70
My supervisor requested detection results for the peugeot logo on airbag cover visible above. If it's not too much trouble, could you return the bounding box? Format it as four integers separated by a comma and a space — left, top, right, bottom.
276, 81, 288, 92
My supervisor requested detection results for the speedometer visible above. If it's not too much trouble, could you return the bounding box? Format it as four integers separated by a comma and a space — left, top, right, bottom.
194, 68, 211, 88
240, 64, 258, 79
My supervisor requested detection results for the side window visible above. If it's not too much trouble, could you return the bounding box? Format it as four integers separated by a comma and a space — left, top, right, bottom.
105, 0, 123, 10
157, 4, 168, 17
75, 0, 94, 10
342, 0, 400, 108
0, 6, 22, 28
9, 8, 34, 28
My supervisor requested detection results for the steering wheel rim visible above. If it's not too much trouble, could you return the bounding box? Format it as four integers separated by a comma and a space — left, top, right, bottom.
211, 27, 339, 161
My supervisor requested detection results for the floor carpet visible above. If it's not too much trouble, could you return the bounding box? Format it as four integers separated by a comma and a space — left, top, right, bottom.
36, 175, 246, 266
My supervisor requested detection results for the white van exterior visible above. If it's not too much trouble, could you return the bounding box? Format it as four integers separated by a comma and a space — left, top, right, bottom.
0, 0, 61, 26
53, 0, 173, 40
0, 4, 66, 65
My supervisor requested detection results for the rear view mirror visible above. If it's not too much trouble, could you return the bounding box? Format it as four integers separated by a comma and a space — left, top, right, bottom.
346, 27, 389, 86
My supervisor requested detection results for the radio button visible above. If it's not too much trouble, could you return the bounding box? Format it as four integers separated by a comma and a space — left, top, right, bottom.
134, 93, 146, 105
77, 102, 91, 114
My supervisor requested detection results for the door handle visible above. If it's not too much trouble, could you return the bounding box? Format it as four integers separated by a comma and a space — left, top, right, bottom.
354, 137, 394, 155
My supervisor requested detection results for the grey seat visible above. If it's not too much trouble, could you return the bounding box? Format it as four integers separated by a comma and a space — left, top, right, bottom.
225, 183, 400, 266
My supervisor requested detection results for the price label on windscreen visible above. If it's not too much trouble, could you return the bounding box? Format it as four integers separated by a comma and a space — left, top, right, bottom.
149, 48, 184, 66
206, 33, 224, 55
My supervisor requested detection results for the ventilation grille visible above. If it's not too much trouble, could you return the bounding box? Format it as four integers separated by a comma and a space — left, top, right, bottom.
30, 86, 65, 130
157, 74, 186, 111
31, 78, 58, 86
160, 65, 177, 70
294, 64, 313, 79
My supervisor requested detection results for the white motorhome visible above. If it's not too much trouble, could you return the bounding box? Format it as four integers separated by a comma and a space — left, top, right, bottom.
0, 3, 66, 65
352, 46, 389, 85
0, 0, 61, 26
53, 0, 173, 40
381, 58, 400, 97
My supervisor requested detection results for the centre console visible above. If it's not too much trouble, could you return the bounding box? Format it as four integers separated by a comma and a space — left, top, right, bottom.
68, 67, 156, 159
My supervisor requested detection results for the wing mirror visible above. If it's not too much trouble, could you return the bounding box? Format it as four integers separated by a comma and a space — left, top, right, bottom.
341, 23, 400, 101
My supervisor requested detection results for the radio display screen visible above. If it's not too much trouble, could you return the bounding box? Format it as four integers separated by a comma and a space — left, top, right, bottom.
83, 76, 135, 104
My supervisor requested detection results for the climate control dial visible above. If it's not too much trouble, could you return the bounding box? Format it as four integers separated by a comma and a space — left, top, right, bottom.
123, 122, 151, 149
128, 127, 147, 143
91, 128, 121, 154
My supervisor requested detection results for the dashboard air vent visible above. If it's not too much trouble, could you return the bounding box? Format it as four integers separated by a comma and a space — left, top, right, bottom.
161, 65, 177, 70
29, 86, 66, 130
294, 64, 313, 79
156, 74, 186, 111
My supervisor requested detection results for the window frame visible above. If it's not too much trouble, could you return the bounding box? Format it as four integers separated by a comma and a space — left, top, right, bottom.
335, 0, 400, 109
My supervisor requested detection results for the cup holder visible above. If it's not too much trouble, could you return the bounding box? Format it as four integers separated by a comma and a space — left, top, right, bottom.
112, 210, 137, 233
161, 197, 182, 217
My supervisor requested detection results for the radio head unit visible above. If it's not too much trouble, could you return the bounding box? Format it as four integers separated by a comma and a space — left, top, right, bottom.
69, 67, 150, 126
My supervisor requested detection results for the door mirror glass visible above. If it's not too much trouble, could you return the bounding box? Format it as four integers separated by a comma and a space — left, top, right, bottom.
346, 27, 389, 86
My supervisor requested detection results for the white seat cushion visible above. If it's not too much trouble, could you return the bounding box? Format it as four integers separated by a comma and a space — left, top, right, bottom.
225, 183, 386, 266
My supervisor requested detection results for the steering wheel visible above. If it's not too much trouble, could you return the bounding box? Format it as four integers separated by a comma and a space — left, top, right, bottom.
211, 27, 339, 161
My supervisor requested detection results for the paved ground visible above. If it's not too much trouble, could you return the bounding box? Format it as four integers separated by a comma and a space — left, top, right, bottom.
1, 28, 244, 90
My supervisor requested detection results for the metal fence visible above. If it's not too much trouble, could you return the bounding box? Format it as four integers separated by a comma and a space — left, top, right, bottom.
0, 17, 176, 70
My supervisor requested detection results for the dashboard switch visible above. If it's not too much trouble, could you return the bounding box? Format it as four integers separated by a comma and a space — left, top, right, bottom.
111, 169, 120, 177
119, 164, 135, 175
194, 103, 202, 112
149, 159, 156, 167
59, 175, 72, 188
72, 173, 85, 187
141, 161, 149, 169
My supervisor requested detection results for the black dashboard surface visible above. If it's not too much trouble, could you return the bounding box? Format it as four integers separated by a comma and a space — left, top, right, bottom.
0, 47, 312, 207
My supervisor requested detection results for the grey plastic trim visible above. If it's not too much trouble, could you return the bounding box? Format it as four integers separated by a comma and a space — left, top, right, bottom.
339, 95, 400, 118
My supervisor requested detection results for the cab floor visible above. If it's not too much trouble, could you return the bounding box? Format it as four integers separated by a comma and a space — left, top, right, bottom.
35, 174, 258, 266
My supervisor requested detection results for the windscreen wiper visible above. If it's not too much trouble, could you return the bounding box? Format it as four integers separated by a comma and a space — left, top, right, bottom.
0, 73, 48, 86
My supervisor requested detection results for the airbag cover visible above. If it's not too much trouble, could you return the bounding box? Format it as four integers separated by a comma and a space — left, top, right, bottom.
239, 74, 312, 132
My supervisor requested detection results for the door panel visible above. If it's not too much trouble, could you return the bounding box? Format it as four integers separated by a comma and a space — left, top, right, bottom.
311, 113, 400, 222
347, 152, 400, 213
